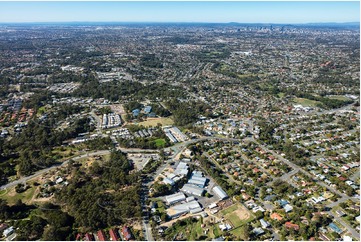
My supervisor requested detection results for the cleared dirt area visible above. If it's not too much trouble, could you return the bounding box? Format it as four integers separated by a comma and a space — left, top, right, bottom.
161, 212, 203, 227
138, 117, 174, 127
110, 104, 126, 114
231, 205, 251, 220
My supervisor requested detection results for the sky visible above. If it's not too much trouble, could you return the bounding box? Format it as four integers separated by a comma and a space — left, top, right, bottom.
0, 1, 359, 24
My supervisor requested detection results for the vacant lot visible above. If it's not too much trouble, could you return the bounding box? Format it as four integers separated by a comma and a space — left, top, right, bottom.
138, 117, 174, 127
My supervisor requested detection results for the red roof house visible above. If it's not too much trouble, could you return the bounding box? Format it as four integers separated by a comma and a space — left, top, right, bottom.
121, 226, 133, 241
84, 233, 94, 241
97, 230, 107, 241
109, 229, 119, 241
285, 221, 300, 231
270, 213, 283, 221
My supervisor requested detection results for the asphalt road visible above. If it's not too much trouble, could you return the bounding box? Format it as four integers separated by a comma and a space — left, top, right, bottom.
140, 180, 154, 241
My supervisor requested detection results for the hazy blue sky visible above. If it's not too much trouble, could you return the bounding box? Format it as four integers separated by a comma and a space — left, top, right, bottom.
0, 1, 359, 23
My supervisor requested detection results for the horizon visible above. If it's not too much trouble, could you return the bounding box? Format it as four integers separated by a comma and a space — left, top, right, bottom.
0, 1, 359, 24
0, 20, 360, 25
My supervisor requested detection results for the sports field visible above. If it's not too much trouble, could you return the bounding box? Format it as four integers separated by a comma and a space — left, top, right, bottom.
220, 203, 253, 227
293, 97, 321, 107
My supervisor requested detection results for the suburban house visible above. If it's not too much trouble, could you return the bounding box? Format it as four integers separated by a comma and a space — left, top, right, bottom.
121, 226, 133, 241
285, 222, 300, 231
270, 213, 283, 221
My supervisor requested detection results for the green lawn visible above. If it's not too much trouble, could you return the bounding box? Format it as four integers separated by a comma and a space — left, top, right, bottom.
187, 221, 204, 240
155, 139, 166, 147
277, 92, 285, 98
3, 186, 36, 205
231, 226, 248, 240
227, 212, 243, 227
156, 200, 166, 213
220, 204, 238, 215
327, 95, 352, 101
37, 106, 46, 115
165, 219, 206, 240
211, 225, 222, 238
237, 73, 264, 78
293, 98, 321, 107
121, 114, 128, 122
325, 231, 338, 241
0, 189, 7, 196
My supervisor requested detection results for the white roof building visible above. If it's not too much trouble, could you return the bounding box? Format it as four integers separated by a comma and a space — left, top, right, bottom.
212, 186, 228, 200
260, 219, 270, 229
3, 226, 14, 238
181, 184, 205, 197
174, 162, 189, 177
343, 235, 352, 241
192, 170, 203, 177
163, 177, 175, 186
165, 192, 186, 205
166, 200, 202, 219
284, 204, 293, 213
209, 203, 218, 209
188, 178, 207, 188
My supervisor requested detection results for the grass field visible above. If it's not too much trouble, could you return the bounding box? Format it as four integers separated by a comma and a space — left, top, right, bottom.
164, 219, 205, 240
156, 200, 166, 213
230, 225, 253, 240
138, 117, 174, 127
121, 114, 128, 123
52, 146, 80, 160
187, 221, 204, 240
211, 225, 222, 238
2, 186, 36, 205
227, 213, 244, 226
277, 92, 285, 98
327, 95, 352, 101
220, 204, 238, 215
155, 138, 166, 147
237, 73, 266, 78
37, 106, 46, 115
293, 98, 321, 107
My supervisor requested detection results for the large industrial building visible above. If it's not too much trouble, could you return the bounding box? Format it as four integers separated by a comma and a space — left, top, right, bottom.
181, 183, 205, 197
187, 170, 207, 188
165, 192, 186, 205
163, 177, 175, 186
174, 161, 189, 177
163, 126, 188, 143
166, 200, 202, 219
212, 186, 228, 200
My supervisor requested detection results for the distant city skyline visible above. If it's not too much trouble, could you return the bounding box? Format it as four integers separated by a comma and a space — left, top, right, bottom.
0, 1, 359, 24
